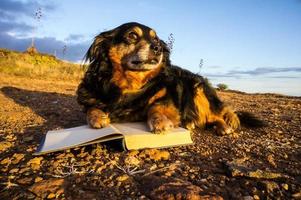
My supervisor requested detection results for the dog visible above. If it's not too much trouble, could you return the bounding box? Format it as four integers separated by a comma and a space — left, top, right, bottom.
77, 22, 264, 135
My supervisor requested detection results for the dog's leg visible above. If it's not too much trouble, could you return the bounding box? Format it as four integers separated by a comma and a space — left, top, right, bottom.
206, 107, 240, 135
86, 107, 110, 129
221, 107, 240, 130
207, 115, 233, 135
147, 101, 180, 134
193, 87, 240, 135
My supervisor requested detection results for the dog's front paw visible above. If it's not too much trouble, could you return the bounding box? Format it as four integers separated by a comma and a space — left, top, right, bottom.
215, 124, 233, 136
224, 111, 240, 130
87, 108, 110, 129
147, 113, 174, 134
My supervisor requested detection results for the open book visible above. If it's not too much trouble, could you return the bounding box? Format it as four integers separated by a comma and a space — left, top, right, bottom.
34, 122, 193, 155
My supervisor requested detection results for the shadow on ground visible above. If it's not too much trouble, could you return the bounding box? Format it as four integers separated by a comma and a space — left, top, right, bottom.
1, 86, 86, 152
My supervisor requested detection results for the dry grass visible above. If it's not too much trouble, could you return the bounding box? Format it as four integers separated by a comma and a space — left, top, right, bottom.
0, 48, 85, 81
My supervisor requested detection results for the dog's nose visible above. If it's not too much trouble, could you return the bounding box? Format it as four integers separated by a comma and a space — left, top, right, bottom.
150, 44, 161, 54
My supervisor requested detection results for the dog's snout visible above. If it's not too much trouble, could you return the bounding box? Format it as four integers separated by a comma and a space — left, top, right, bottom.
151, 44, 161, 54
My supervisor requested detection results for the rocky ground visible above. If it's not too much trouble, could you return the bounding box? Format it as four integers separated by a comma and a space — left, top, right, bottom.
0, 73, 300, 200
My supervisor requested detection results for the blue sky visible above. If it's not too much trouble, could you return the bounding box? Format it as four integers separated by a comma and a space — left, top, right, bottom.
1, 0, 301, 95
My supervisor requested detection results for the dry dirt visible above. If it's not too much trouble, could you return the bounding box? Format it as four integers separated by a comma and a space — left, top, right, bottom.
0, 73, 300, 200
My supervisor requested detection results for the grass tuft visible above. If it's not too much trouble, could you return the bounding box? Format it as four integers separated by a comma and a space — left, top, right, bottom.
0, 48, 85, 80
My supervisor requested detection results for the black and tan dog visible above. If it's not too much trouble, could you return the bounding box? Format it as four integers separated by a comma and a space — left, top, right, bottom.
77, 22, 264, 135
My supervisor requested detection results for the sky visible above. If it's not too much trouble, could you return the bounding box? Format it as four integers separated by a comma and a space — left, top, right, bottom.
0, 0, 301, 96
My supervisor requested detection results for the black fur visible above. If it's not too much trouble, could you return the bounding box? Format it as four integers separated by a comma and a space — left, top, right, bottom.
77, 22, 265, 130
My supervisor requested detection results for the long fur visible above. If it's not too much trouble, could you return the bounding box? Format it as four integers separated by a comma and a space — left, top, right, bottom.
77, 22, 265, 134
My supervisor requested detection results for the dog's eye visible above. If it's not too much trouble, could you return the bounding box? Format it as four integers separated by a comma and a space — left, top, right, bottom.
128, 32, 139, 41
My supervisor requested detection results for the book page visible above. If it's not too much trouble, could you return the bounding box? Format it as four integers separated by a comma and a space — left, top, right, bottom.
35, 124, 121, 154
113, 122, 189, 135
112, 122, 151, 134
112, 122, 193, 150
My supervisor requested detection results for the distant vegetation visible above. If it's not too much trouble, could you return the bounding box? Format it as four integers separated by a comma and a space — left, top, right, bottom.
216, 83, 229, 91
0, 48, 84, 80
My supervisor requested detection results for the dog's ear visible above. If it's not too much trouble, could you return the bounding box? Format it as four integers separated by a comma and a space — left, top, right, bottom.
85, 28, 119, 63
160, 40, 171, 65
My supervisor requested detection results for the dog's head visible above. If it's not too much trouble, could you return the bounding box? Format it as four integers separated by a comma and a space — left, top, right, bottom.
85, 22, 170, 73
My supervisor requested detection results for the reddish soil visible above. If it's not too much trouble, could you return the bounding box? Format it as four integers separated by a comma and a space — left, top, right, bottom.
0, 74, 300, 199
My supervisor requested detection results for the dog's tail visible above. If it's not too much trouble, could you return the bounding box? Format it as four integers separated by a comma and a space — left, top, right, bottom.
236, 111, 267, 128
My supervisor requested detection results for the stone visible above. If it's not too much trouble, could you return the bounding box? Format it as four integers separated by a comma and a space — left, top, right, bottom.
29, 178, 64, 198
47, 193, 56, 199
0, 141, 12, 152
19, 167, 30, 174
149, 164, 157, 171
9, 168, 19, 173
243, 196, 253, 200
267, 154, 277, 167
27, 157, 43, 170
155, 151, 170, 161
35, 177, 43, 183
139, 149, 170, 161
12, 153, 25, 164
139, 175, 223, 200
248, 170, 283, 179
0, 157, 11, 165
124, 155, 141, 166
116, 174, 129, 182
23, 136, 34, 142
226, 160, 284, 179
260, 181, 279, 193
128, 150, 139, 157
281, 183, 289, 190
292, 192, 301, 198
17, 177, 33, 185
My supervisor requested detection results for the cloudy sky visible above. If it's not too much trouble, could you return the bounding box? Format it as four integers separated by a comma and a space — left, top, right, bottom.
1, 0, 301, 95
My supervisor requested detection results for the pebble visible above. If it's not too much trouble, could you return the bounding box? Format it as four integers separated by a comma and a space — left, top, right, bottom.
292, 192, 301, 198
27, 157, 43, 170
0, 157, 11, 165
47, 193, 56, 199
139, 175, 218, 200
200, 178, 207, 183
261, 181, 279, 192
164, 171, 173, 177
17, 177, 33, 185
35, 177, 43, 183
0, 141, 12, 152
243, 196, 253, 200
283, 153, 288, 159
158, 163, 165, 168
139, 149, 170, 161
149, 164, 157, 171
128, 150, 139, 157
9, 168, 19, 173
116, 175, 129, 182
267, 154, 277, 167
189, 174, 195, 179
23, 136, 34, 142
182, 172, 188, 177
12, 153, 25, 164
19, 167, 30, 173
26, 147, 35, 152
281, 183, 289, 190
124, 155, 140, 166
29, 178, 64, 198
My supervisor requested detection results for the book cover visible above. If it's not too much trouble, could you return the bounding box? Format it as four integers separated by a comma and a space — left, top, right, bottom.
34, 122, 193, 155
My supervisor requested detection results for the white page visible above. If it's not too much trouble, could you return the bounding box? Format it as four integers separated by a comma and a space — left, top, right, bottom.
113, 122, 188, 136
36, 125, 120, 154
